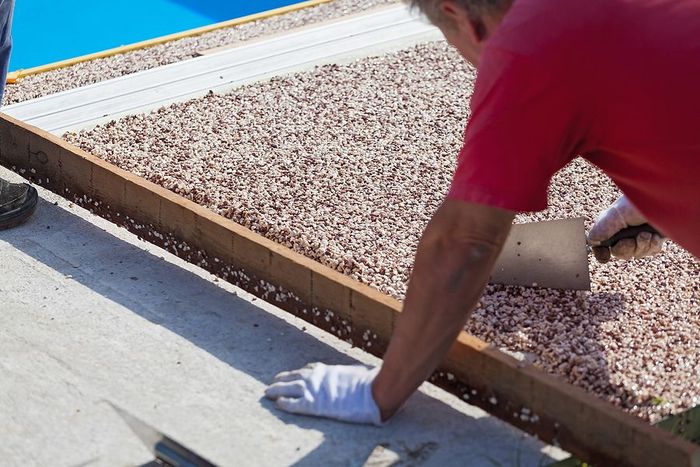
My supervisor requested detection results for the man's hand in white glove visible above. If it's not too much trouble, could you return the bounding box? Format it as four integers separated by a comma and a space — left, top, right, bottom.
588, 195, 664, 263
264, 363, 383, 426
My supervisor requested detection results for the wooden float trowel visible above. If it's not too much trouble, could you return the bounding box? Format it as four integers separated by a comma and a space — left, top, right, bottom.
491, 217, 591, 290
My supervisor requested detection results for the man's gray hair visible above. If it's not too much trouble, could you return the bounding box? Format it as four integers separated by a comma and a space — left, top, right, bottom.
407, 0, 511, 24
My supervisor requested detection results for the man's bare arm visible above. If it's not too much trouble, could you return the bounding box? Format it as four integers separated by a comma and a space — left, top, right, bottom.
372, 199, 514, 419
264, 199, 514, 424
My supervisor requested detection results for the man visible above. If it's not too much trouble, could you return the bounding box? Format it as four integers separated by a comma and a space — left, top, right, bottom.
0, 0, 37, 231
265, 0, 700, 424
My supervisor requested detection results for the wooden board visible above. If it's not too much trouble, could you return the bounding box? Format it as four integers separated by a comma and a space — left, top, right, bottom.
1, 113, 698, 467
553, 405, 700, 465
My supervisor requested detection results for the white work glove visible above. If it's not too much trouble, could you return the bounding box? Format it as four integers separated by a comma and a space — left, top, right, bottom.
588, 195, 664, 263
264, 363, 382, 426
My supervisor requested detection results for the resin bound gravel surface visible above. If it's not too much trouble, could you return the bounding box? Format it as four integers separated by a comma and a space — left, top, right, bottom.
65, 41, 700, 423
3, 0, 398, 105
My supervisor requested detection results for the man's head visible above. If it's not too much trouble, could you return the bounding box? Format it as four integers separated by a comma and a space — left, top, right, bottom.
408, 0, 514, 65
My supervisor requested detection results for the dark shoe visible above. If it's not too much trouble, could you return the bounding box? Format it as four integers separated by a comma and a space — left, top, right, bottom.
0, 178, 38, 230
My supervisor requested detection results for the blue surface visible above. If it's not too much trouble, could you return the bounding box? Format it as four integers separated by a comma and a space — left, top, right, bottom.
10, 0, 306, 71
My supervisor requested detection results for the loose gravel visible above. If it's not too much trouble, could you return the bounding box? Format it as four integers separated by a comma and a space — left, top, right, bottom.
64, 40, 700, 423
3, 0, 399, 105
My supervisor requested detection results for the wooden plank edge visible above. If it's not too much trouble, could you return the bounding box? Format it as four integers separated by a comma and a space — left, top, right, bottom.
1, 113, 698, 467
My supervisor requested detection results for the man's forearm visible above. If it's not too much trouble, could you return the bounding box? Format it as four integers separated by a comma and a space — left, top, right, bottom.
264, 200, 513, 425
372, 201, 513, 420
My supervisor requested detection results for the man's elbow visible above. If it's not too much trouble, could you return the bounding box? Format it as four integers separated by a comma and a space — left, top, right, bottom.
421, 234, 504, 294
422, 199, 514, 250
421, 203, 511, 267
412, 199, 514, 297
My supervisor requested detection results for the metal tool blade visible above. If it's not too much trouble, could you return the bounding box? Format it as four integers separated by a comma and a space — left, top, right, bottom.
491, 217, 591, 290
107, 402, 217, 467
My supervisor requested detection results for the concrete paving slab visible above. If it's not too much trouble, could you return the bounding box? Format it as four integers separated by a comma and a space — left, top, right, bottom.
0, 165, 567, 466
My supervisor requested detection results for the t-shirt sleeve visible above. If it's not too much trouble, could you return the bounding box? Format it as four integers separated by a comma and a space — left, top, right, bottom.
448, 46, 583, 212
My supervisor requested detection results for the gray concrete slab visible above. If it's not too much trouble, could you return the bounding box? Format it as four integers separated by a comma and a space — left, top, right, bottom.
0, 166, 567, 467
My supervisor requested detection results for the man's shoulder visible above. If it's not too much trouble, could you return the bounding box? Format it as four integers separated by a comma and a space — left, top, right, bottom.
489, 0, 608, 63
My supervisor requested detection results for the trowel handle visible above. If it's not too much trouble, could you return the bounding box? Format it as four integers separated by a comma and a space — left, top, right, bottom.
598, 223, 662, 248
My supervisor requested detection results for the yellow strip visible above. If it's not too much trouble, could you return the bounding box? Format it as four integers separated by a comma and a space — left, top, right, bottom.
6, 0, 333, 84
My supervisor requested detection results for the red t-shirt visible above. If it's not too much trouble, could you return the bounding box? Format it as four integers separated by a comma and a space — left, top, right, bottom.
448, 0, 700, 258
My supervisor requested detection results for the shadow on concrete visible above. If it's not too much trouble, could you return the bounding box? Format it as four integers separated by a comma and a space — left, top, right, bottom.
2, 197, 560, 466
